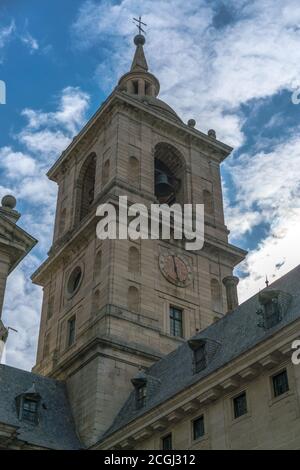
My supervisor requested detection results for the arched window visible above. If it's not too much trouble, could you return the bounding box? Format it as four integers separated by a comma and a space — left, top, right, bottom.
128, 156, 140, 186
128, 246, 140, 273
127, 286, 140, 312
203, 190, 214, 215
92, 289, 100, 315
94, 250, 102, 280
154, 142, 185, 205
59, 208, 66, 235
79, 154, 96, 221
102, 159, 110, 186
211, 279, 222, 313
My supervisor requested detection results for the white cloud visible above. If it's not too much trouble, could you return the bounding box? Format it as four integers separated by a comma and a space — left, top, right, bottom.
71, 0, 300, 146
1, 86, 90, 370
19, 129, 71, 158
225, 130, 300, 301
0, 147, 36, 178
0, 21, 15, 48
2, 264, 42, 371
20, 31, 39, 53
0, 20, 15, 61
22, 87, 90, 135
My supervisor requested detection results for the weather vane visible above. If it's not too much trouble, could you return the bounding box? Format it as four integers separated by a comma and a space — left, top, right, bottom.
133, 16, 147, 35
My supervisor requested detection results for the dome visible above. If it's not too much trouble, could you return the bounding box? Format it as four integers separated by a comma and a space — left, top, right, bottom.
131, 94, 182, 123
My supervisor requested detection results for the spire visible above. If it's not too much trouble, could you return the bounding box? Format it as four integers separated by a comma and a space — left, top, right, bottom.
130, 34, 148, 72
118, 21, 160, 98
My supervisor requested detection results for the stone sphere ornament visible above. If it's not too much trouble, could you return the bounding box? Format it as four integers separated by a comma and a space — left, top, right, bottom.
208, 129, 216, 138
187, 119, 196, 128
134, 34, 146, 46
1, 194, 17, 209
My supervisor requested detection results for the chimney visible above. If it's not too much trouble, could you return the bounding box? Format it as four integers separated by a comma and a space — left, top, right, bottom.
222, 275, 239, 312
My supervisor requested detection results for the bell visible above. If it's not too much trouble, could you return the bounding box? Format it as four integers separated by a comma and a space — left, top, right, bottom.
155, 170, 173, 197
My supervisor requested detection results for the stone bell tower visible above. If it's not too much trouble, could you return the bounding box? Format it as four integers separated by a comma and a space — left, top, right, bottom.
32, 31, 246, 447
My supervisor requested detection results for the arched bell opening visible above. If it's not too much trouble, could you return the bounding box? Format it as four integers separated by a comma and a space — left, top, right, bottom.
154, 142, 185, 205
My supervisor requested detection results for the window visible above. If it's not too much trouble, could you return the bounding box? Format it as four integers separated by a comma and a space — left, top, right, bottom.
193, 415, 205, 440
136, 384, 147, 409
256, 290, 289, 330
263, 299, 281, 328
132, 80, 139, 94
128, 246, 140, 273
94, 250, 102, 280
92, 289, 100, 315
102, 159, 110, 186
127, 286, 140, 312
194, 343, 206, 373
154, 142, 185, 206
128, 157, 140, 186
145, 81, 151, 96
272, 370, 289, 397
169, 306, 183, 337
162, 434, 172, 450
233, 392, 247, 419
67, 266, 82, 296
67, 316, 76, 347
79, 155, 96, 221
22, 398, 39, 424
203, 189, 214, 215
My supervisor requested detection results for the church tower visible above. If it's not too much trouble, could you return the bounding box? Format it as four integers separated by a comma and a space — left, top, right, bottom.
32, 31, 246, 446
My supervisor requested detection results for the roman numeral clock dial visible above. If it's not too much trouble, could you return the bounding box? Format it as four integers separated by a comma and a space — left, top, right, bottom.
159, 252, 193, 287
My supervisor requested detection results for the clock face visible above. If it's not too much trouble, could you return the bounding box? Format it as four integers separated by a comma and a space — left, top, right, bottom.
159, 253, 193, 287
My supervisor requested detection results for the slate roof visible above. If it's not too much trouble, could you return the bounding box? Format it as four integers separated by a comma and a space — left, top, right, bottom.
0, 364, 81, 449
103, 264, 300, 439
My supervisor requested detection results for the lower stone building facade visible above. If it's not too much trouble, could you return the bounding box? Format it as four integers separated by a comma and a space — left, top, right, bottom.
93, 265, 300, 450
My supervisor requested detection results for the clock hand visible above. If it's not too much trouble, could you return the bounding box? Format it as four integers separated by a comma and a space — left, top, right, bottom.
172, 255, 179, 279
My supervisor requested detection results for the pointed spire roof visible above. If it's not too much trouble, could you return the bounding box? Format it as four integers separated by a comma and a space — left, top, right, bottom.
130, 34, 148, 72
118, 33, 160, 98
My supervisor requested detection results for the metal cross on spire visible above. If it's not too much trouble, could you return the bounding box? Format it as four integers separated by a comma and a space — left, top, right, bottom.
133, 16, 147, 35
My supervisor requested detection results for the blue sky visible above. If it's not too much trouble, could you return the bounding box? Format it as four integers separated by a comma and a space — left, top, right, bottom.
1, 0, 300, 370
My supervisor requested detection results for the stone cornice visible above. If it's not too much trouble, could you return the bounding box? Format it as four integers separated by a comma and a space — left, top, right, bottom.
47, 90, 233, 182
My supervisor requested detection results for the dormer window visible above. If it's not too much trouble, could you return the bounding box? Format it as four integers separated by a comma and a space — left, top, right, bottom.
22, 398, 39, 424
131, 370, 147, 410
257, 290, 292, 330
188, 338, 207, 374
194, 343, 206, 373
16, 383, 41, 425
136, 384, 147, 409
188, 337, 221, 374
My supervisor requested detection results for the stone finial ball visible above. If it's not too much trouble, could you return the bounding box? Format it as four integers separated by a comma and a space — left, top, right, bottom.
188, 119, 196, 128
208, 129, 216, 138
134, 34, 146, 46
1, 194, 17, 209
